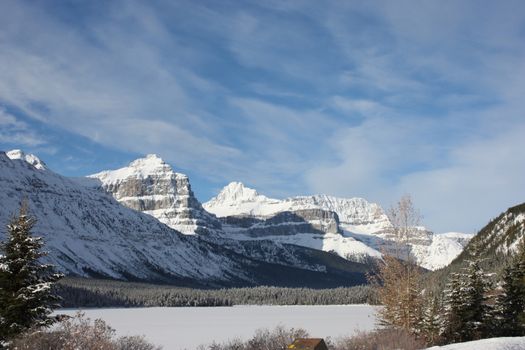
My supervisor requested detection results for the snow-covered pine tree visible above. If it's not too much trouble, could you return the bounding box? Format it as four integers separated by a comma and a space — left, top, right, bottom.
0, 204, 63, 344
441, 243, 492, 343
494, 240, 525, 336
419, 294, 443, 346
441, 272, 465, 343
461, 243, 492, 340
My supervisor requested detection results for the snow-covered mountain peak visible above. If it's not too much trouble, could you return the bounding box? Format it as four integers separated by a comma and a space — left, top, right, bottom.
203, 182, 282, 217
89, 154, 220, 235
217, 182, 267, 203
129, 153, 167, 170
6, 149, 47, 170
90, 154, 187, 184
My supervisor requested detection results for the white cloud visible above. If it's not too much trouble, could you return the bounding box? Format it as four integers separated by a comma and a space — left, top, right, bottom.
300, 0, 525, 233
304, 113, 437, 199
0, 1, 240, 176
397, 124, 525, 233
1, 0, 524, 233
224, 97, 342, 196
0, 109, 45, 147
305, 110, 525, 233
331, 96, 386, 116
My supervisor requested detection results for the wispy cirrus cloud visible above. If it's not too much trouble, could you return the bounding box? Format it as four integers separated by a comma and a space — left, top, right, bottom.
0, 0, 524, 232
0, 109, 45, 147
0, 0, 239, 175
302, 0, 525, 232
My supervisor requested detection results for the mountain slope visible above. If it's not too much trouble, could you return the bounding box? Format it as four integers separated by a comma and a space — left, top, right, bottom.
429, 202, 525, 291
0, 150, 371, 287
88, 154, 220, 235
411, 232, 474, 271
451, 202, 525, 273
0, 151, 249, 284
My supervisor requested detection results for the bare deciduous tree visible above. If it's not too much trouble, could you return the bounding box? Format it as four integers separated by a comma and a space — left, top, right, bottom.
371, 195, 423, 333
387, 195, 422, 262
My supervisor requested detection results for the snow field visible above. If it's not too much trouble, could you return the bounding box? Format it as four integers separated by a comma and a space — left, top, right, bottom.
57, 305, 378, 350
426, 336, 525, 350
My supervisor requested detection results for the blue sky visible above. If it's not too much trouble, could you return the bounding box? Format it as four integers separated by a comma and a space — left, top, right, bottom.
1, 0, 524, 233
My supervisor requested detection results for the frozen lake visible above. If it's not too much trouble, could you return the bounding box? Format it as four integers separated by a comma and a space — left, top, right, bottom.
58, 305, 378, 349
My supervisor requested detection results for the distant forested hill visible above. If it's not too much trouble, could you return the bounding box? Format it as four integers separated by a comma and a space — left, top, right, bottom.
56, 277, 377, 308
428, 202, 525, 291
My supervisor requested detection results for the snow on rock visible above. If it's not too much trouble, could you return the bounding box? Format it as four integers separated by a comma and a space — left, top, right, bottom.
286, 195, 391, 228
426, 337, 525, 349
492, 212, 525, 255
412, 232, 474, 270
205, 182, 387, 262
0, 151, 248, 283
204, 182, 391, 230
205, 182, 472, 269
0, 150, 375, 287
204, 181, 290, 217
6, 149, 47, 170
89, 154, 220, 235
228, 232, 382, 262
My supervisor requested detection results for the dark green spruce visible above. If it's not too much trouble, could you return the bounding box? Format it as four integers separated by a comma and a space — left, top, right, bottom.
0, 205, 63, 344
441, 243, 492, 343
494, 241, 525, 336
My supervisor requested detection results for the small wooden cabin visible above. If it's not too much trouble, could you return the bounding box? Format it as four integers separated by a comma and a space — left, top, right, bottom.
287, 338, 329, 350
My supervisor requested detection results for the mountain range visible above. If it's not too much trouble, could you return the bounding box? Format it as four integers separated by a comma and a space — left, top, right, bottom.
203, 182, 473, 270
0, 150, 481, 287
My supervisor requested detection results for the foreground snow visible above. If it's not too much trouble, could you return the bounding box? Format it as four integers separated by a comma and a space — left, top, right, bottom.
426, 337, 525, 349
57, 305, 377, 350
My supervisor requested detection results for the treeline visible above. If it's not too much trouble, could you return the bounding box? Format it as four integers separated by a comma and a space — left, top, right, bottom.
56, 277, 377, 308
377, 240, 525, 346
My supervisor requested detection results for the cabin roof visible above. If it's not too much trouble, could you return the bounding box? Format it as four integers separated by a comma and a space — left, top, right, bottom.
288, 338, 328, 350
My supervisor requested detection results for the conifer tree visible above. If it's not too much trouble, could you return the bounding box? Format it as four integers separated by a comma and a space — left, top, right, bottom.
441, 243, 491, 343
494, 240, 525, 336
0, 204, 63, 344
462, 245, 492, 340
419, 294, 443, 346
441, 273, 465, 343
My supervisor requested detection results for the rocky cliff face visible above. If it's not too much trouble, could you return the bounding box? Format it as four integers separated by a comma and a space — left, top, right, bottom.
286, 195, 390, 227
204, 182, 345, 234
204, 182, 388, 263
204, 182, 473, 270
204, 182, 390, 232
221, 209, 340, 238
284, 195, 391, 233
89, 154, 220, 235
